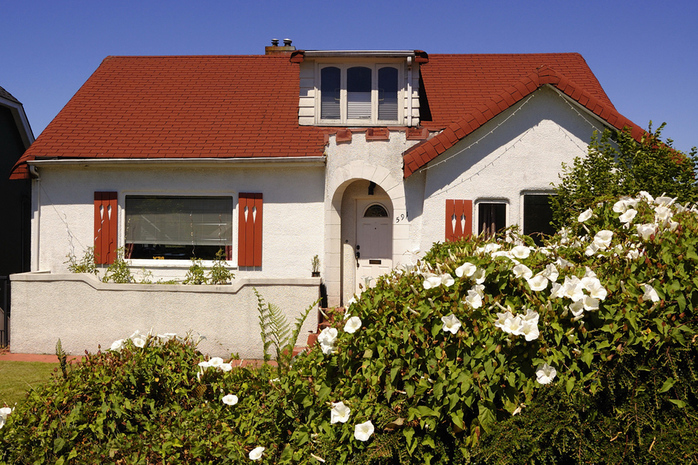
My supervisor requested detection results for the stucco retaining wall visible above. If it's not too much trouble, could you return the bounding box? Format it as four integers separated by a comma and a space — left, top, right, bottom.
10, 272, 320, 358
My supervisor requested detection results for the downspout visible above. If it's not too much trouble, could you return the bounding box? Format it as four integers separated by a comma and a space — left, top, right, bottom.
29, 165, 40, 271
406, 56, 413, 127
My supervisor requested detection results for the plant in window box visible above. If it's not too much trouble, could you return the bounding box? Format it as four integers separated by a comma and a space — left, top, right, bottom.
208, 249, 233, 285
311, 254, 320, 277
183, 258, 208, 285
65, 247, 98, 275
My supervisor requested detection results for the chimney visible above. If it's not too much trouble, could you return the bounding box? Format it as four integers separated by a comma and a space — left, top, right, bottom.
265, 38, 296, 55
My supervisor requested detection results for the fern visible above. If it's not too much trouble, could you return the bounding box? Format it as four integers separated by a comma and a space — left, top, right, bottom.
255, 288, 317, 374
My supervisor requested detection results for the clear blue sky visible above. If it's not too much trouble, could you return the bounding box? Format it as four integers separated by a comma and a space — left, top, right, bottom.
2, 0, 696, 153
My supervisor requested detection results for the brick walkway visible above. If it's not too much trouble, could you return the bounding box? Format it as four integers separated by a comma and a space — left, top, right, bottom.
0, 350, 83, 363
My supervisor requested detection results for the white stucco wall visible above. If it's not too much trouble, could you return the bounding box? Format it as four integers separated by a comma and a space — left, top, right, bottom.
30, 162, 326, 281
415, 87, 598, 250
11, 272, 320, 358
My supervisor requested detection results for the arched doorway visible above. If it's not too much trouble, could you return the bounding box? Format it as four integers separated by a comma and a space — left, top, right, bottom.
355, 200, 392, 293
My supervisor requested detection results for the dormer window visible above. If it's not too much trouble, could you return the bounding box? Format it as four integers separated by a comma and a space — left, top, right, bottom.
318, 64, 400, 125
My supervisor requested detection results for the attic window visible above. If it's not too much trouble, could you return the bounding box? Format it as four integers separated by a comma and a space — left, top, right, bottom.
318, 64, 400, 125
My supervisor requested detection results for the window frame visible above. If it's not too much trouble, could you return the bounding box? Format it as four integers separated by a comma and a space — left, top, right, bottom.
121, 192, 236, 267
476, 200, 508, 238
316, 61, 403, 126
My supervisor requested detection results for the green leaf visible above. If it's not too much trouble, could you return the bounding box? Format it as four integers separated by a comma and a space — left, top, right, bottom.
669, 399, 687, 408
566, 377, 575, 395
658, 377, 675, 393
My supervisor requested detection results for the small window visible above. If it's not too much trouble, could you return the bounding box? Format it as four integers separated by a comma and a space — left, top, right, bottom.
347, 67, 372, 119
478, 203, 506, 238
523, 194, 555, 245
378, 67, 398, 121
125, 196, 232, 260
364, 204, 388, 217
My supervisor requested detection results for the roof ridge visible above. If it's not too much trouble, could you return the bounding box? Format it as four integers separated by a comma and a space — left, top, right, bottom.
403, 66, 644, 177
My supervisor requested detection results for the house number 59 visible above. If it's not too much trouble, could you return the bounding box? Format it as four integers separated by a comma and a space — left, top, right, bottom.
395, 213, 407, 223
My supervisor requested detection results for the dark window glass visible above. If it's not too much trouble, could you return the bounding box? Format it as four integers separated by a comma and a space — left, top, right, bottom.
378, 67, 398, 120
347, 66, 372, 119
364, 204, 388, 217
523, 194, 555, 245
478, 203, 506, 238
321, 67, 340, 120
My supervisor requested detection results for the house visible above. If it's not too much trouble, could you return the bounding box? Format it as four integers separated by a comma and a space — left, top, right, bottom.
8, 41, 644, 357
0, 85, 33, 346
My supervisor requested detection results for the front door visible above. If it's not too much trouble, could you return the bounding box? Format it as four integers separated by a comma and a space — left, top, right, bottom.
355, 200, 392, 293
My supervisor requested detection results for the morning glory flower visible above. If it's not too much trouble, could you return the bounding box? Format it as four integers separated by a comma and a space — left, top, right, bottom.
654, 206, 673, 224
441, 273, 455, 287
569, 300, 585, 318
464, 289, 483, 308
441, 314, 462, 334
249, 446, 265, 461
208, 357, 224, 369
593, 230, 613, 249
344, 316, 362, 334
222, 394, 238, 406
0, 407, 12, 429
641, 284, 660, 303
423, 275, 443, 289
473, 268, 486, 284
526, 274, 548, 292
583, 296, 600, 311
536, 363, 557, 384
330, 401, 351, 424
354, 420, 375, 441
494, 311, 514, 330
577, 208, 593, 222
541, 263, 559, 281
455, 262, 477, 278
619, 208, 638, 224
512, 264, 533, 280
636, 223, 658, 240
317, 327, 338, 354
520, 320, 540, 341
110, 339, 124, 352
510, 245, 531, 259
219, 363, 233, 372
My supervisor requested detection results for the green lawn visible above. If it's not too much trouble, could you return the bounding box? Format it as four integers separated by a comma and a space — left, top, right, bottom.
0, 361, 59, 406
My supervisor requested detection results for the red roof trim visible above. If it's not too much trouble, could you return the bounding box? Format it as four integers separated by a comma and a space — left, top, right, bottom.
403, 65, 645, 178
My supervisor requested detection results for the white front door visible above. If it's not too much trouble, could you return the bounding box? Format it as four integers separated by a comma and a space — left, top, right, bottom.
356, 200, 392, 293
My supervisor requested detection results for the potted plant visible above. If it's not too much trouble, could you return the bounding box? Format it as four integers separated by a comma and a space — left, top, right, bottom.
311, 255, 320, 277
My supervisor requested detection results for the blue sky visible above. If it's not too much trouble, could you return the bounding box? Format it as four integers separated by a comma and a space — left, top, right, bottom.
2, 0, 696, 152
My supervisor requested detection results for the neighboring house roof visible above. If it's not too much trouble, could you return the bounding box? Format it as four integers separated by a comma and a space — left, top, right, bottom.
404, 53, 643, 177
0, 85, 21, 104
11, 51, 642, 180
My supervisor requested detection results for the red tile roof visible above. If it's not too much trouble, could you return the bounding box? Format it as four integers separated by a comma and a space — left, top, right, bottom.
404, 53, 643, 177
11, 52, 642, 181
11, 55, 326, 178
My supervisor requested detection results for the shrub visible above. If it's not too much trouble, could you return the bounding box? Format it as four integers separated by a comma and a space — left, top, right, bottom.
3, 192, 697, 464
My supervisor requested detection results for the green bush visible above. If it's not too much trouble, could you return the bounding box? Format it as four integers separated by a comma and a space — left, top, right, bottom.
2, 192, 697, 464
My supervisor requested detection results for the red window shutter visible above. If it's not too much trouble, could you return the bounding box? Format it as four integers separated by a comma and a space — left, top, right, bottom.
94, 192, 118, 265
445, 199, 472, 241
238, 193, 263, 267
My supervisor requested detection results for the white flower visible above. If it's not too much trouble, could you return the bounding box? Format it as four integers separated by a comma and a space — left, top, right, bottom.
473, 268, 486, 284
219, 363, 233, 372
520, 320, 539, 341
222, 394, 238, 406
512, 264, 533, 280
344, 316, 362, 334
536, 363, 557, 384
500, 314, 524, 336
441, 314, 462, 334
542, 264, 559, 282
455, 262, 477, 278
110, 339, 124, 351
510, 245, 531, 259
317, 327, 338, 354
441, 273, 455, 287
354, 420, 375, 441
346, 296, 357, 307
569, 300, 585, 318
132, 336, 146, 348
522, 308, 540, 325
583, 295, 600, 311
613, 198, 630, 213
549, 282, 564, 299
639, 191, 654, 203
249, 446, 265, 461
577, 208, 593, 222
208, 357, 224, 368
641, 284, 660, 303
636, 223, 658, 240
471, 284, 485, 297
654, 206, 673, 224
582, 277, 607, 300
654, 196, 675, 207
423, 275, 442, 289
464, 289, 483, 308
330, 401, 351, 424
0, 407, 12, 429
593, 230, 613, 250
198, 360, 212, 369
526, 274, 548, 292
585, 243, 600, 256
561, 276, 585, 302
619, 208, 638, 224
494, 311, 514, 330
